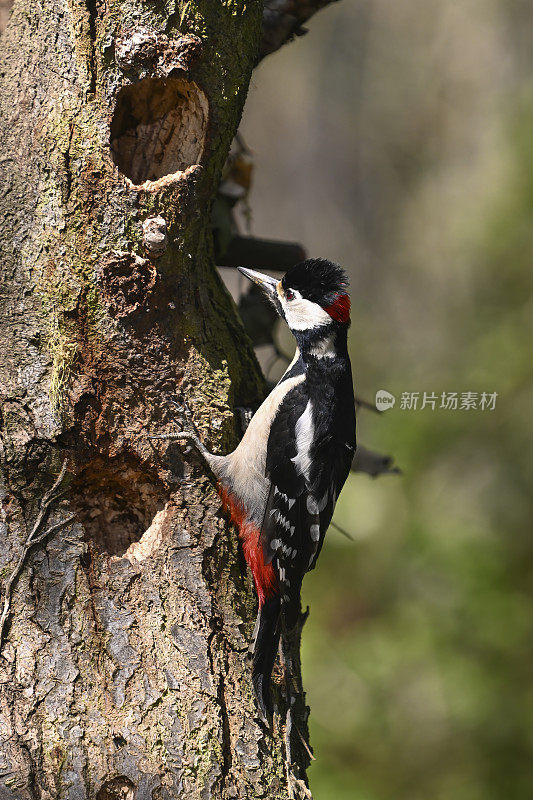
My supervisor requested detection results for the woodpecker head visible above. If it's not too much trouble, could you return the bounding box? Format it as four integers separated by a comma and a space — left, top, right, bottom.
238, 258, 350, 334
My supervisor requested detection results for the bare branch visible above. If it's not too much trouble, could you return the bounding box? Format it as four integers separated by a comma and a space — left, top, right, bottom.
355, 395, 381, 414
351, 445, 401, 478
0, 460, 73, 652
260, 0, 340, 62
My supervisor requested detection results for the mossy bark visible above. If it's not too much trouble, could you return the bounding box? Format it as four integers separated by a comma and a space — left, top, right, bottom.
0, 1, 311, 797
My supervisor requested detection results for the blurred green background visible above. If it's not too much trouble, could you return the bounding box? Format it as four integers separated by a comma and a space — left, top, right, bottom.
240, 2, 533, 798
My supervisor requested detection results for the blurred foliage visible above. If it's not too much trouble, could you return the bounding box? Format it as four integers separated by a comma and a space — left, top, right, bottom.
241, 1, 533, 797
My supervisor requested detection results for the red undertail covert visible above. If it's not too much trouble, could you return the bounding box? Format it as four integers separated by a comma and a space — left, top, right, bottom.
218, 484, 278, 605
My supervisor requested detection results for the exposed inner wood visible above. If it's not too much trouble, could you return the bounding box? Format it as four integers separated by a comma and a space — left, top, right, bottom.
70, 459, 167, 557
110, 77, 208, 184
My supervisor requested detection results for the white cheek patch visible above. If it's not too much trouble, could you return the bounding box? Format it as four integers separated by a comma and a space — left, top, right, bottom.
281, 296, 332, 330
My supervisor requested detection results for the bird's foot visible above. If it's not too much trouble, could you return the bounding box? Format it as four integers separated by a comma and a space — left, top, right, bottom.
147, 429, 202, 453
148, 397, 207, 458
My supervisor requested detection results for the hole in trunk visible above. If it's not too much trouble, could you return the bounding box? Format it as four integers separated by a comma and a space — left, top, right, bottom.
71, 458, 166, 557
110, 77, 208, 185
96, 776, 135, 800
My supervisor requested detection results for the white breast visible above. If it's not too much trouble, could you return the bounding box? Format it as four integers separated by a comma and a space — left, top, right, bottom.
221, 373, 306, 522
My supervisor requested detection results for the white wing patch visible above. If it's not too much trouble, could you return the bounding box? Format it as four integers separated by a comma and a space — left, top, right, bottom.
292, 400, 314, 482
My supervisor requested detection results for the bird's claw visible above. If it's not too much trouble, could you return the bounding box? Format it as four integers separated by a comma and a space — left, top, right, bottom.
168, 398, 185, 415
170, 396, 194, 420
148, 428, 195, 442
148, 397, 208, 459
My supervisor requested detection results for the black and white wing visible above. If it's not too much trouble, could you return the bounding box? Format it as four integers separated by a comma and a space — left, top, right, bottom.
304, 431, 355, 572
251, 377, 354, 713
259, 384, 320, 628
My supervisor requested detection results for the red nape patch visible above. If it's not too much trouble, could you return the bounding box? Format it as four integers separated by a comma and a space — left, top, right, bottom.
325, 293, 351, 323
218, 485, 278, 606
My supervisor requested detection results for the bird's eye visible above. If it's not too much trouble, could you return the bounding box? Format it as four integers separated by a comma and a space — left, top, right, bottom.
285, 289, 295, 301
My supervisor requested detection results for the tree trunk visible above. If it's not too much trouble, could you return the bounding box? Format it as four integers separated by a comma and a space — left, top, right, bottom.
0, 2, 311, 797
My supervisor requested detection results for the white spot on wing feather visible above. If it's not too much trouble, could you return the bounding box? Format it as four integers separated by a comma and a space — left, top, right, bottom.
306, 496, 318, 514
307, 492, 328, 514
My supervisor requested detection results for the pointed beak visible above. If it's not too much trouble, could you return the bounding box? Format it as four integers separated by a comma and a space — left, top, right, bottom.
237, 267, 278, 298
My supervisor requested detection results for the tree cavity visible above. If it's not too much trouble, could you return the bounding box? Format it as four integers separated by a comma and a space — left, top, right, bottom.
71, 458, 166, 557
110, 77, 208, 185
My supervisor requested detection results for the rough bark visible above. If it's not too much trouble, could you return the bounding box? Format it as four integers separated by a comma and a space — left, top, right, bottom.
0, 2, 312, 798
0, 0, 339, 57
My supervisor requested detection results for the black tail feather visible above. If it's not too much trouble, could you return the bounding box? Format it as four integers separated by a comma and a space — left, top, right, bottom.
251, 595, 281, 719
281, 578, 304, 632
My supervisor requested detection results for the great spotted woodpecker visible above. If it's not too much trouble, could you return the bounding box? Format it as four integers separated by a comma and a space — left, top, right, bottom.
157, 258, 356, 717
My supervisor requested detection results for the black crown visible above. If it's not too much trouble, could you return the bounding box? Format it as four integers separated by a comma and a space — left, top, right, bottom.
282, 258, 349, 306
